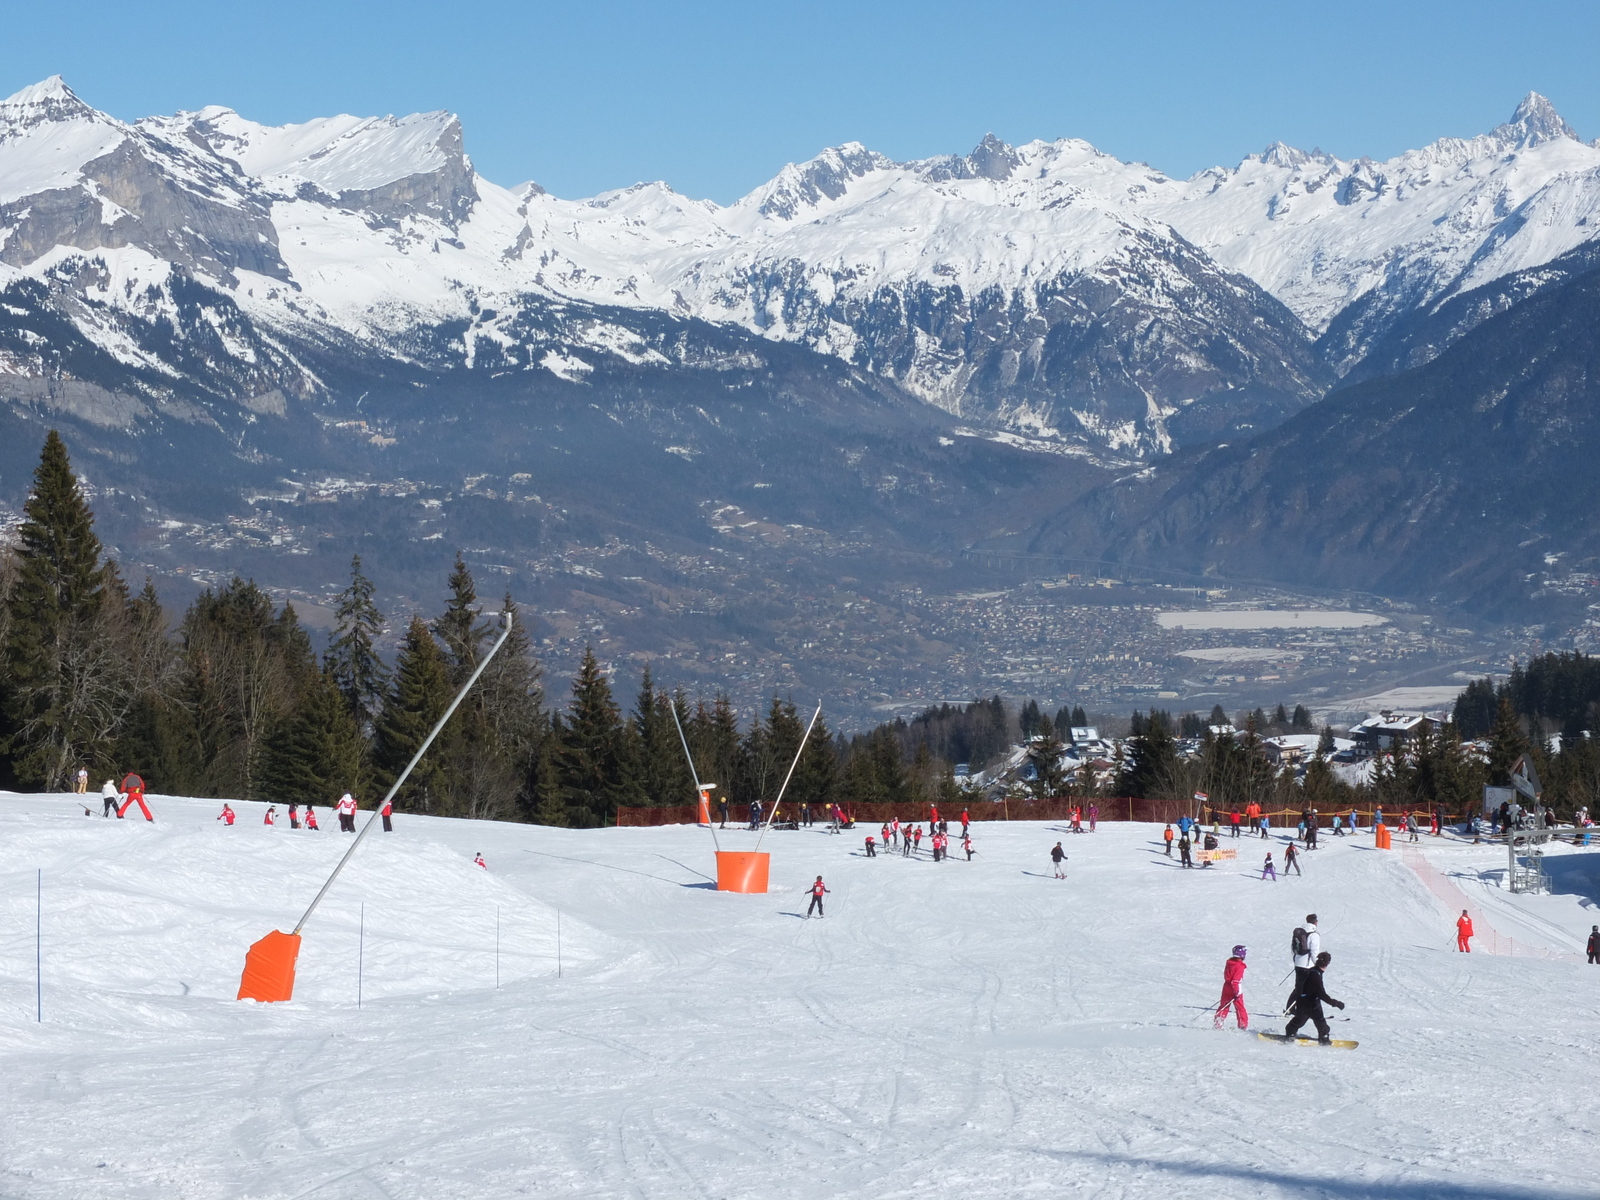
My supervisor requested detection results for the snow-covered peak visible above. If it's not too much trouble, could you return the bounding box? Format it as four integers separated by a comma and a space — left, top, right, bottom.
1493, 91, 1580, 148
734, 141, 898, 222
0, 76, 129, 204
2, 74, 82, 109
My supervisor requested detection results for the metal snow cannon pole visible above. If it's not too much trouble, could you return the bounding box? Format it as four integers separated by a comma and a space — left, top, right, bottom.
237, 611, 517, 1003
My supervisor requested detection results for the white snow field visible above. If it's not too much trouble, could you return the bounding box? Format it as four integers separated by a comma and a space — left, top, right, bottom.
2, 793, 1597, 1200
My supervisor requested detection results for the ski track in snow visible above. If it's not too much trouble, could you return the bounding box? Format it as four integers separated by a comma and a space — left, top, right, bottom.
2, 793, 1598, 1199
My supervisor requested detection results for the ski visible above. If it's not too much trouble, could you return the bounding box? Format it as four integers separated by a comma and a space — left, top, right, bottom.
1256, 1032, 1359, 1049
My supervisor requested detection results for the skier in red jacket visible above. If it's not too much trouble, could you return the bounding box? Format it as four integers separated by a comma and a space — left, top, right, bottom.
806, 875, 829, 918
218, 803, 235, 825
381, 797, 394, 832
1214, 944, 1249, 1029
1456, 910, 1474, 952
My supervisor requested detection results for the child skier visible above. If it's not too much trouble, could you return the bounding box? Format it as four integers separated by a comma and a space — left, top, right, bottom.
218, 803, 236, 825
305, 807, 320, 830
381, 796, 393, 832
1163, 824, 1174, 856
962, 833, 974, 860
1261, 851, 1277, 881
1214, 945, 1248, 1029
474, 852, 487, 870
336, 792, 358, 832
865, 835, 876, 857
101, 779, 121, 819
806, 875, 829, 918
1051, 842, 1067, 878
264, 805, 277, 826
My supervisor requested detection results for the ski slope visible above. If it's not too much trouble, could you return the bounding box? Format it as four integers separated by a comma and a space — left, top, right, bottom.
1, 793, 1597, 1199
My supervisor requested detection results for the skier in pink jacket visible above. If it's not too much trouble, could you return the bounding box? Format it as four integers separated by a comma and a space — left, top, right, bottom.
1215, 945, 1249, 1028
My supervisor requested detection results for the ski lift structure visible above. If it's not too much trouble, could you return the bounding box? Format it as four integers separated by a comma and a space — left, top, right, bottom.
1506, 755, 1552, 895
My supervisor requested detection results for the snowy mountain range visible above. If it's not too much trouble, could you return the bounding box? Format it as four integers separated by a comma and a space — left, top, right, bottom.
4, 77, 1597, 461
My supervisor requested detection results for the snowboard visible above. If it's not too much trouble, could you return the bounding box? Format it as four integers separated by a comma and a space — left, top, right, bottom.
1257, 1032, 1358, 1049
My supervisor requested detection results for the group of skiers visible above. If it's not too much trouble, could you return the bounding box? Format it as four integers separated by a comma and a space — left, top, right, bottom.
1214, 914, 1346, 1043
864, 812, 974, 861
216, 793, 393, 832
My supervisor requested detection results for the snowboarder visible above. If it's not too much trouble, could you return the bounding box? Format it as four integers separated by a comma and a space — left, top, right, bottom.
474, 852, 487, 870
1284, 843, 1301, 876
218, 803, 236, 825
1214, 944, 1249, 1029
1163, 824, 1174, 856
101, 779, 121, 818
264, 805, 277, 826
305, 807, 320, 830
1291, 915, 1320, 998
1456, 910, 1474, 953
806, 875, 829, 918
1588, 926, 1600, 964
1261, 852, 1276, 881
381, 796, 394, 833
1051, 842, 1066, 878
1285, 951, 1344, 1043
336, 792, 358, 832
865, 835, 876, 857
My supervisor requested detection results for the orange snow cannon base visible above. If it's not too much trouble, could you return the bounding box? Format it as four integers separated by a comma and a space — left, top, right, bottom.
1374, 824, 1393, 850
237, 929, 302, 1002
715, 850, 770, 894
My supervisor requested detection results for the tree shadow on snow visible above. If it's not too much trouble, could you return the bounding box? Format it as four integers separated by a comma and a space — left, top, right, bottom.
1032, 1149, 1593, 1199
1541, 854, 1600, 907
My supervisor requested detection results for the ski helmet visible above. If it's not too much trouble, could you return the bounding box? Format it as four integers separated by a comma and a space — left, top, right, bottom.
1232, 944, 1247, 958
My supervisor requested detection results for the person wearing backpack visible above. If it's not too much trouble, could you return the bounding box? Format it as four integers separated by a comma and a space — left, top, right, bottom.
1290, 914, 1321, 1003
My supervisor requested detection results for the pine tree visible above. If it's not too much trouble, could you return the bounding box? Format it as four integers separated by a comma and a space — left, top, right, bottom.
1121, 708, 1180, 799
258, 667, 364, 805
1027, 721, 1068, 798
1487, 695, 1529, 786
325, 555, 388, 727
1317, 724, 1336, 757
634, 670, 694, 807
1292, 704, 1314, 732
434, 553, 491, 683
1070, 705, 1088, 728
530, 724, 568, 826
372, 615, 454, 810
2, 431, 124, 787
556, 647, 635, 826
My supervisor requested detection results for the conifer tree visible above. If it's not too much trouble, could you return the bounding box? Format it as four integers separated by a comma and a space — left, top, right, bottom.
556, 647, 637, 826
1120, 708, 1180, 799
372, 615, 453, 810
633, 669, 694, 807
1292, 704, 1314, 732
530, 726, 568, 826
1027, 721, 1068, 798
434, 553, 490, 683
326, 555, 388, 727
2, 431, 126, 786
259, 666, 364, 804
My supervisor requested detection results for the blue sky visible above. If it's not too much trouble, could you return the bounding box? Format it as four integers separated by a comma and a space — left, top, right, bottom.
4, 0, 1596, 201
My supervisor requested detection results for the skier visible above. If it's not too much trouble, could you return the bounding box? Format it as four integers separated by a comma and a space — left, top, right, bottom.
1179, 832, 1193, 869
806, 875, 829, 918
1307, 811, 1319, 849
865, 835, 876, 858
381, 796, 394, 833
1284, 842, 1301, 876
474, 852, 487, 870
719, 798, 728, 828
1285, 951, 1345, 1043
1588, 926, 1600, 964
1291, 915, 1320, 997
1261, 851, 1277, 881
1051, 842, 1067, 878
101, 778, 121, 818
1070, 806, 1082, 834
264, 805, 277, 826
1332, 813, 1344, 837
961, 808, 970, 835
304, 806, 320, 830
902, 827, 913, 857
912, 826, 922, 854
1407, 811, 1420, 843
1089, 803, 1099, 832
1258, 815, 1271, 839
962, 832, 974, 860
880, 822, 890, 849
1456, 910, 1474, 953
218, 803, 236, 825
1214, 944, 1249, 1029
1163, 824, 1175, 856
288, 802, 300, 829
1348, 806, 1359, 834
336, 792, 358, 833
1230, 809, 1241, 838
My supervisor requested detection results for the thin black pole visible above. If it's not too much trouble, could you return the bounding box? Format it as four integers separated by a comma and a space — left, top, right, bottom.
358, 902, 364, 1009
36, 868, 42, 1023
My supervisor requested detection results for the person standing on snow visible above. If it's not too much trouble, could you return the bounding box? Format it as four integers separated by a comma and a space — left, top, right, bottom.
101, 779, 122, 818
1215, 945, 1249, 1029
1456, 910, 1474, 952
288, 802, 300, 829
1262, 851, 1277, 881
806, 875, 829, 918
75, 767, 88, 794
865, 834, 876, 858
1089, 803, 1099, 832
304, 806, 320, 830
381, 796, 394, 833
1051, 842, 1067, 878
1163, 824, 1175, 857
218, 803, 236, 825
1230, 809, 1241, 838
1588, 926, 1600, 964
912, 826, 922, 854
1258, 815, 1271, 839
1292, 915, 1321, 998
1285, 951, 1345, 1043
335, 792, 358, 832
1179, 832, 1193, 869
962, 832, 974, 860
961, 809, 971, 836
264, 805, 277, 826
1284, 843, 1302, 876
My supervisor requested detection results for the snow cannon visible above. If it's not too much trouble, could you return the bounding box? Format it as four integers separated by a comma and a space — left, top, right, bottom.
237, 930, 301, 1002
715, 850, 770, 893
697, 784, 716, 828
236, 612, 517, 1004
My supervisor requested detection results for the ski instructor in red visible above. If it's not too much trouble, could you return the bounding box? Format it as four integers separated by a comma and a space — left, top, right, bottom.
806, 876, 829, 919
1214, 945, 1248, 1029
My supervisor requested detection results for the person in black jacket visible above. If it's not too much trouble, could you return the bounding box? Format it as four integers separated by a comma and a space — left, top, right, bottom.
1588, 926, 1599, 965
1285, 951, 1344, 1043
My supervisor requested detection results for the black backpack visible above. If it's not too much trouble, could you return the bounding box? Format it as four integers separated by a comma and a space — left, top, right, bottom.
1291, 927, 1308, 958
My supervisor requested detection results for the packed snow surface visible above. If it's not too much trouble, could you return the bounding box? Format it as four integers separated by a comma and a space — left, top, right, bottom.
1156, 609, 1389, 630
2, 792, 1597, 1198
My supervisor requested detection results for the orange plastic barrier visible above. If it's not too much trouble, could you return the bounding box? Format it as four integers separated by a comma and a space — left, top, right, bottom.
1374, 824, 1392, 850
237, 929, 302, 1002
698, 789, 712, 827
715, 850, 770, 893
